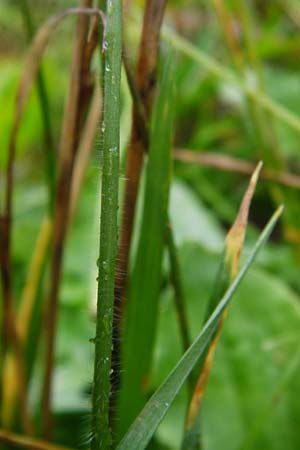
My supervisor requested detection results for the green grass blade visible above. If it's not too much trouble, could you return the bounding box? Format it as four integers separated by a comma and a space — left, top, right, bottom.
91, 1, 122, 449
116, 205, 283, 450
116, 53, 175, 439
182, 163, 262, 449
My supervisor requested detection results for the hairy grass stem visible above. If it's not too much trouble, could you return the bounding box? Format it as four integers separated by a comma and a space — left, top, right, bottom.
91, 0, 122, 447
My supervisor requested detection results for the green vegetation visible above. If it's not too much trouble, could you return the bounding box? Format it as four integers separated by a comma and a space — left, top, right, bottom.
0, 1, 300, 450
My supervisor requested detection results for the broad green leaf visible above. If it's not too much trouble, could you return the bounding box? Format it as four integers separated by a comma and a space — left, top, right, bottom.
116, 206, 282, 450
116, 53, 175, 439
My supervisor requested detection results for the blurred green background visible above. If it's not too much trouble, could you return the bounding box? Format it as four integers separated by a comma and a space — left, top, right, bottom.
1, 0, 300, 449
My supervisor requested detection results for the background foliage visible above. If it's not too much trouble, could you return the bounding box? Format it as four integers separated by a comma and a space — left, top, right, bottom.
0, 0, 300, 449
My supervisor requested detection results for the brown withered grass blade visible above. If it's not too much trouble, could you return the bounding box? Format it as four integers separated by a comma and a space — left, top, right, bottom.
183, 162, 263, 447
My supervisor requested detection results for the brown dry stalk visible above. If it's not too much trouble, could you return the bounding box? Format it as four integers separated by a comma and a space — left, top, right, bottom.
174, 149, 300, 189
0, 429, 72, 450
111, 0, 167, 410
116, 0, 167, 308
41, 1, 96, 438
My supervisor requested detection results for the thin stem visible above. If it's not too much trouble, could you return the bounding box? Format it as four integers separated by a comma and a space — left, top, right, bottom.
91, 0, 122, 447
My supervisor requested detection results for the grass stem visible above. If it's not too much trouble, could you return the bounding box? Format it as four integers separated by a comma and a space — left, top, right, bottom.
91, 0, 122, 447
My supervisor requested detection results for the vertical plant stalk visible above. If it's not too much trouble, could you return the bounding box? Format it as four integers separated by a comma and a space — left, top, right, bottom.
112, 0, 166, 408
41, 1, 92, 438
91, 0, 122, 448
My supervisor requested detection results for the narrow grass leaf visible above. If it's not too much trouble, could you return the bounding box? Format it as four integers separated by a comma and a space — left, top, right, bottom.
182, 162, 262, 449
116, 205, 283, 450
116, 53, 175, 439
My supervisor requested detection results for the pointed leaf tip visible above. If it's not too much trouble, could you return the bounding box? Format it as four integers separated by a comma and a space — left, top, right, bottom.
225, 161, 262, 278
